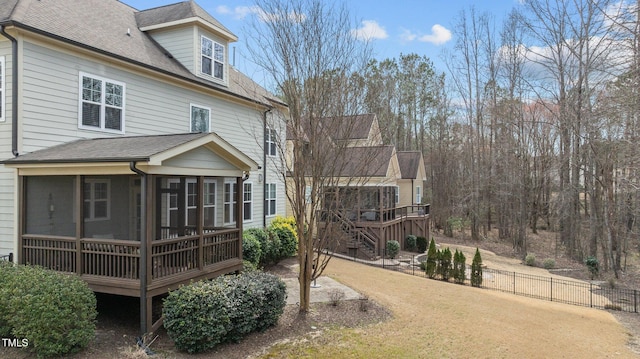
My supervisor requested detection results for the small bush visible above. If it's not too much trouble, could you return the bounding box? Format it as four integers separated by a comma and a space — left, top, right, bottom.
416, 236, 428, 253
386, 240, 400, 259
0, 263, 97, 358
327, 289, 345, 306
405, 235, 417, 252
604, 303, 622, 311
163, 271, 286, 354
525, 253, 536, 266
585, 256, 599, 280
242, 231, 262, 266
471, 248, 483, 287
269, 216, 298, 259
543, 258, 556, 269
245, 228, 279, 266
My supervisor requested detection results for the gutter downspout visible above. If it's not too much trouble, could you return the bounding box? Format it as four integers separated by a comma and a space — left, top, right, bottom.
0, 25, 19, 157
129, 162, 148, 335
262, 107, 272, 228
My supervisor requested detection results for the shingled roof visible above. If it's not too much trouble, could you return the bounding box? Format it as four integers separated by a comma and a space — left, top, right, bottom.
397, 151, 422, 179
1, 133, 210, 163
0, 0, 283, 107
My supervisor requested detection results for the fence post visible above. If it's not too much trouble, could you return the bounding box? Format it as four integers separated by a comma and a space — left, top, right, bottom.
590, 282, 593, 308
635, 289, 637, 313
550, 277, 553, 302
513, 271, 516, 294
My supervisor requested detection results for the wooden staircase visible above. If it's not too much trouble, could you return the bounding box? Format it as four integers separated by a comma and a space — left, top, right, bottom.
330, 211, 380, 260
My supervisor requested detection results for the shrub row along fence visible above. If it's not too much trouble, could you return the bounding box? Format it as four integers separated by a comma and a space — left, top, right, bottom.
340, 253, 639, 314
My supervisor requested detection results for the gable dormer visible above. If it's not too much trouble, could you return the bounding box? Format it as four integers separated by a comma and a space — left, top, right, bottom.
135, 1, 237, 86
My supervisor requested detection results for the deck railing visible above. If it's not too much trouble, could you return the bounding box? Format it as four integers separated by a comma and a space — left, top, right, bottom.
21, 229, 241, 282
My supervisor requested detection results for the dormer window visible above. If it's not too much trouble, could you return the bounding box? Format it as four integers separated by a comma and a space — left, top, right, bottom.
201, 36, 225, 81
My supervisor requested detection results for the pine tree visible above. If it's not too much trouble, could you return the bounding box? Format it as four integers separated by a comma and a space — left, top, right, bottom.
441, 247, 452, 281
425, 238, 438, 279
471, 248, 483, 287
453, 250, 466, 284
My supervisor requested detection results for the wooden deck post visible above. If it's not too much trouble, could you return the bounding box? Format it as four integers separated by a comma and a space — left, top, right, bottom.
75, 175, 83, 274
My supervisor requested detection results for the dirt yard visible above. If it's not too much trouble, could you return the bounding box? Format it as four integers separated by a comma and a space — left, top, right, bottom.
3, 229, 639, 358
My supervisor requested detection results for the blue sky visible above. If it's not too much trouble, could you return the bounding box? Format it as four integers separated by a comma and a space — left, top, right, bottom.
126, 0, 522, 82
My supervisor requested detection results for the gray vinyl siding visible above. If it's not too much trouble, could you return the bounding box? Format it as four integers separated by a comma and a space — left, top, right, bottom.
147, 27, 195, 73
0, 39, 286, 249
0, 38, 14, 256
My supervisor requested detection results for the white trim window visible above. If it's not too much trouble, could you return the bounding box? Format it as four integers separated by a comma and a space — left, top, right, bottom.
265, 128, 277, 157
201, 36, 225, 81
415, 186, 422, 204
243, 182, 253, 222
0, 56, 4, 122
190, 104, 210, 133
223, 180, 237, 225
394, 186, 400, 204
265, 183, 277, 216
79, 72, 125, 133
84, 179, 110, 221
203, 180, 216, 227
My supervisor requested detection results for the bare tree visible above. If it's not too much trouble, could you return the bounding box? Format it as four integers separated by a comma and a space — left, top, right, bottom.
246, 0, 373, 313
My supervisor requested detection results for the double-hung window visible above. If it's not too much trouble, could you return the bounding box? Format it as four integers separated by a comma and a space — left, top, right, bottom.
265, 183, 277, 216
265, 128, 277, 156
394, 186, 400, 204
190, 104, 210, 133
243, 183, 253, 222
415, 186, 422, 204
201, 36, 225, 80
84, 179, 110, 221
79, 72, 125, 133
223, 181, 237, 225
0, 56, 4, 122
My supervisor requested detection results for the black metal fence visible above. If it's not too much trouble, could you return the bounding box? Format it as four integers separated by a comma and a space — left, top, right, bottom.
340, 253, 639, 314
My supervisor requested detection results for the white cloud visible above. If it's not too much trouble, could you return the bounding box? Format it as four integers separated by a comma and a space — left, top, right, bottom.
399, 28, 417, 42
351, 20, 389, 41
215, 5, 264, 20
418, 24, 452, 45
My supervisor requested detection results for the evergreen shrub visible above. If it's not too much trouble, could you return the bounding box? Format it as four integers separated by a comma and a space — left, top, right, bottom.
163, 271, 286, 354
425, 238, 438, 279
0, 263, 97, 358
405, 235, 417, 252
416, 236, 428, 253
386, 240, 400, 259
471, 248, 483, 287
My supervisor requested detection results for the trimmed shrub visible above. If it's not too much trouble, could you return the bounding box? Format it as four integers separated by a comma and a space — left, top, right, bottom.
245, 228, 279, 266
269, 216, 298, 259
405, 235, 417, 252
0, 263, 96, 358
242, 231, 262, 267
525, 253, 536, 266
543, 258, 556, 269
452, 249, 466, 284
471, 248, 483, 287
386, 240, 400, 259
163, 271, 286, 354
425, 238, 438, 279
416, 236, 428, 253
440, 248, 452, 281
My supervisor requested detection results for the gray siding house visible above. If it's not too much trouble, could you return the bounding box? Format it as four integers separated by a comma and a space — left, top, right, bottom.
0, 0, 288, 333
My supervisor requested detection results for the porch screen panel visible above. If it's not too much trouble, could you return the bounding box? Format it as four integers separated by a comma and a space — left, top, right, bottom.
24, 176, 75, 237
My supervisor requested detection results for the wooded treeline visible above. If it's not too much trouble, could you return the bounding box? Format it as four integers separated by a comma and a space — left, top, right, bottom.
353, 0, 640, 277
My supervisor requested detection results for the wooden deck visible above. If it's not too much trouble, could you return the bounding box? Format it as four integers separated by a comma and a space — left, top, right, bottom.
322, 204, 430, 259
20, 228, 242, 297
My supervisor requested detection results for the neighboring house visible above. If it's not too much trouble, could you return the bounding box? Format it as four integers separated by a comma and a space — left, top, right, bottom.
285, 113, 429, 260
0, 0, 287, 333
397, 151, 427, 207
